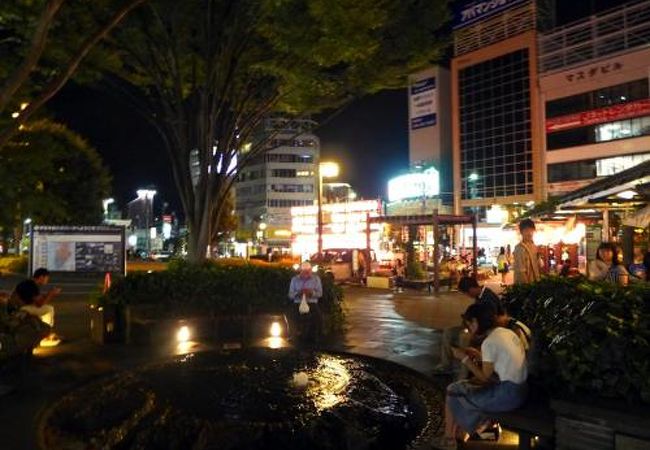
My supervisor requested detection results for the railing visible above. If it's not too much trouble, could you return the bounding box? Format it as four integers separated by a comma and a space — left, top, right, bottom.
539, 0, 650, 73
454, 2, 536, 56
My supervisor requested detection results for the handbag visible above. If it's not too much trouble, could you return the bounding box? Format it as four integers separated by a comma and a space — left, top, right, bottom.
299, 293, 310, 315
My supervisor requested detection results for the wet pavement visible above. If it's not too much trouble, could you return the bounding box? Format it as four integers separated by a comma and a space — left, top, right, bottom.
0, 280, 517, 449
335, 286, 473, 375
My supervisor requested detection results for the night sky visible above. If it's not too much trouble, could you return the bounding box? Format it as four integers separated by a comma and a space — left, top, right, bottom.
49, 84, 410, 214
47, 0, 630, 215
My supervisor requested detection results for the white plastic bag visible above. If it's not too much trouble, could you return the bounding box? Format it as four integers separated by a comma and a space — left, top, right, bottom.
299, 293, 310, 315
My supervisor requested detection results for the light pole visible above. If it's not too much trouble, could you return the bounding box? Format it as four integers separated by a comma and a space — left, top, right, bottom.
317, 162, 339, 255
136, 189, 156, 253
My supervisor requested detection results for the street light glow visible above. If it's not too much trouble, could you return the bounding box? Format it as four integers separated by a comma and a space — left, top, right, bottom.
136, 189, 157, 199
320, 162, 339, 179
468, 172, 479, 181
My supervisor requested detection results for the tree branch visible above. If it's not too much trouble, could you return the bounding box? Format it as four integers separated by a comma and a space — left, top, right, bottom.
0, 0, 148, 149
0, 0, 65, 115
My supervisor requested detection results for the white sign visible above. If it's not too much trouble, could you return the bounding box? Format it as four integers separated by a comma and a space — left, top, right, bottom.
410, 77, 437, 130
388, 167, 440, 202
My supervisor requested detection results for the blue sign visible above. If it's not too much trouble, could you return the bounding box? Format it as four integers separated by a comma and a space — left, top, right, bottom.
410, 76, 437, 131
411, 114, 437, 130
410, 77, 436, 95
452, 0, 529, 30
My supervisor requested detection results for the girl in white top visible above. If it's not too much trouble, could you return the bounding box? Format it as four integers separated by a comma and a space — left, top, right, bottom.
434, 303, 528, 449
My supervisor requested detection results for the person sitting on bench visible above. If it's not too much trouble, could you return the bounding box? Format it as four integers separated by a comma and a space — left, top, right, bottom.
15, 280, 60, 346
434, 302, 528, 449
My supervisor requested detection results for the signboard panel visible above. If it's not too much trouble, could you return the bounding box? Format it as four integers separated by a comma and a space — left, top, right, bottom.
409, 77, 437, 130
452, 0, 529, 30
31, 225, 125, 274
546, 98, 650, 133
387, 167, 440, 202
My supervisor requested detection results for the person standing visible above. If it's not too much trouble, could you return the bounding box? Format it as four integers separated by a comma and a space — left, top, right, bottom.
496, 247, 509, 285
513, 219, 540, 285
288, 262, 323, 343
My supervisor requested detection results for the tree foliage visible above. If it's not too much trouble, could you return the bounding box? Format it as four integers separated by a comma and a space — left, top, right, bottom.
0, 0, 147, 148
105, 0, 449, 261
0, 120, 111, 246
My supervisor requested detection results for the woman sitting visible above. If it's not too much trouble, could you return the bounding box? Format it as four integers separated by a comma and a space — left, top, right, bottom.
589, 242, 629, 286
435, 302, 528, 449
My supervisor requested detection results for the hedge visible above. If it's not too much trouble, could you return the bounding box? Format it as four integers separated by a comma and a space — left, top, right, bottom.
503, 277, 650, 405
101, 260, 345, 335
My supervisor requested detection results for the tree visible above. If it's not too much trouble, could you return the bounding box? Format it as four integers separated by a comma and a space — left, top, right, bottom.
211, 191, 238, 245
105, 0, 448, 262
0, 120, 111, 251
0, 0, 147, 149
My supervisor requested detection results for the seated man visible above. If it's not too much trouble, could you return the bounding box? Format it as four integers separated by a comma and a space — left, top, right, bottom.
434, 277, 531, 375
434, 277, 504, 375
15, 280, 60, 346
288, 262, 323, 343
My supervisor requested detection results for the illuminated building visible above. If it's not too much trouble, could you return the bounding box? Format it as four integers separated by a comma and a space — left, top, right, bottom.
291, 200, 383, 256
451, 0, 543, 217
539, 0, 650, 197
235, 118, 319, 248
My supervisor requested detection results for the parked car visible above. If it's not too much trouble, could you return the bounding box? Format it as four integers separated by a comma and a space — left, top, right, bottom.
310, 248, 378, 281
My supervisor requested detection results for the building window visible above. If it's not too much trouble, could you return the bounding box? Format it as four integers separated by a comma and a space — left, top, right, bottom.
547, 115, 650, 150
271, 184, 314, 193
269, 138, 317, 148
548, 152, 650, 183
548, 160, 597, 183
268, 199, 313, 208
271, 169, 296, 178
459, 48, 533, 200
596, 152, 650, 176
546, 79, 648, 118
266, 154, 314, 163
296, 170, 315, 177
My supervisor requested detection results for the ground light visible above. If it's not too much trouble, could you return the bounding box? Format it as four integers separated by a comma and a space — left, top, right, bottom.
270, 321, 282, 338
176, 325, 191, 343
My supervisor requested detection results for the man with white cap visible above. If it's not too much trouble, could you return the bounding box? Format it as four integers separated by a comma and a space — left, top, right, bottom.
288, 261, 323, 343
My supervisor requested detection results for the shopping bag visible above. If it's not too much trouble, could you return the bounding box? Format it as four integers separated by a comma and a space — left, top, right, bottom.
299, 293, 310, 315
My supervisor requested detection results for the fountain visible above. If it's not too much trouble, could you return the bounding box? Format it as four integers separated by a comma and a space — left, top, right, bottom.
39, 349, 443, 449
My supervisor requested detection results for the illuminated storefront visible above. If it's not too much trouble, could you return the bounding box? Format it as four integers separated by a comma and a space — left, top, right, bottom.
291, 200, 383, 257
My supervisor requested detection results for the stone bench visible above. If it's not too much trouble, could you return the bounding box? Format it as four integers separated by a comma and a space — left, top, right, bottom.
492, 401, 555, 449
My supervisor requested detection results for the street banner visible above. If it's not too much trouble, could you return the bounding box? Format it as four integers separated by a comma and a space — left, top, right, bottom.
546, 98, 650, 133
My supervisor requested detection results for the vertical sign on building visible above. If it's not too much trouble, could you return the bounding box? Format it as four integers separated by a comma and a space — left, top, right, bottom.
410, 77, 437, 130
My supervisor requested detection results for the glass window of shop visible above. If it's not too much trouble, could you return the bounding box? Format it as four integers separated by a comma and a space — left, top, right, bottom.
546, 79, 648, 118
548, 152, 650, 183
547, 115, 650, 149
459, 49, 533, 200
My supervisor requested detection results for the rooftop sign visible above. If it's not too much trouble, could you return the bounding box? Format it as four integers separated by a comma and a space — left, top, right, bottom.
453, 0, 529, 30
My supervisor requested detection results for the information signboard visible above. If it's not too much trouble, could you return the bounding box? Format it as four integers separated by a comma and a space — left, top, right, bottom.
409, 77, 437, 130
30, 225, 126, 275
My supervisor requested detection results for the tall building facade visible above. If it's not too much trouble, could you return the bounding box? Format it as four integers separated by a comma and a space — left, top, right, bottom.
235, 118, 319, 247
539, 0, 650, 196
451, 0, 544, 216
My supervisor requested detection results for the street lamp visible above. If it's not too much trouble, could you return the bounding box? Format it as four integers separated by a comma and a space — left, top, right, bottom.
136, 189, 157, 252
317, 161, 339, 255
102, 198, 115, 219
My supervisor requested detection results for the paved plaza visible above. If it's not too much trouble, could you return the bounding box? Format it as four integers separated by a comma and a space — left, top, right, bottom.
0, 279, 516, 449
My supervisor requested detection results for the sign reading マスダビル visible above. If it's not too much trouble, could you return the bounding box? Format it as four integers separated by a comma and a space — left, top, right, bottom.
453, 0, 529, 30
410, 77, 437, 130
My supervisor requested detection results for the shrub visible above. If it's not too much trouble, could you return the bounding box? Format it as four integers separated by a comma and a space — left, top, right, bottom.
0, 256, 28, 275
101, 260, 345, 335
503, 276, 650, 404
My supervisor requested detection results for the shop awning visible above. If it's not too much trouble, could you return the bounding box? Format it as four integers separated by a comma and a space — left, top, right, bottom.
623, 204, 650, 228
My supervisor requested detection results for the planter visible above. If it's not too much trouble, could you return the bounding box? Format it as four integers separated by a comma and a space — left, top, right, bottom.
366, 275, 392, 289
89, 304, 129, 344
551, 398, 650, 450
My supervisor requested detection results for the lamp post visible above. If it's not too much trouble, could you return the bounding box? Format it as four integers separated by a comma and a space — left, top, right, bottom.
317, 162, 339, 255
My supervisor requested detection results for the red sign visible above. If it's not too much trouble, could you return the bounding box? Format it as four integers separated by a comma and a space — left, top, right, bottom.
546, 98, 650, 133
162, 215, 173, 223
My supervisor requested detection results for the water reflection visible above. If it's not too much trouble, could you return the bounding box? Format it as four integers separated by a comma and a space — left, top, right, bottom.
305, 355, 351, 411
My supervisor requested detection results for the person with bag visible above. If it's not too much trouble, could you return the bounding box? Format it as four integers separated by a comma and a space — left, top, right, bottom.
288, 262, 323, 344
